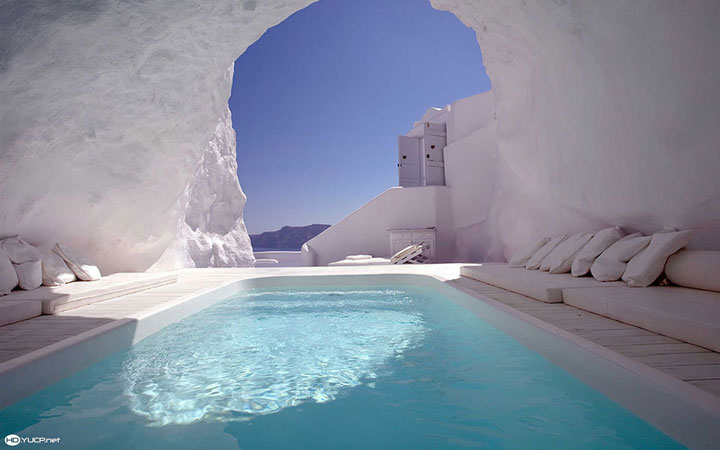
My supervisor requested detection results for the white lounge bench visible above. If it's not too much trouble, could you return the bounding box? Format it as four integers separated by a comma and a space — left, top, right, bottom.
461, 261, 720, 353
0, 272, 177, 321
328, 257, 393, 266
460, 263, 622, 303
563, 286, 720, 353
0, 300, 42, 327
329, 244, 427, 266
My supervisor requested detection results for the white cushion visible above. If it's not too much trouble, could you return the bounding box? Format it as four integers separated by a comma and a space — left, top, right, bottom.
345, 254, 373, 260
460, 264, 623, 303
2, 272, 177, 314
328, 258, 391, 266
571, 227, 625, 277
53, 243, 102, 281
0, 248, 18, 295
508, 237, 550, 268
1, 237, 43, 291
37, 247, 77, 286
562, 285, 720, 353
539, 234, 577, 272
623, 230, 692, 287
525, 235, 566, 270
1, 236, 40, 263
0, 300, 42, 327
590, 233, 650, 282
14, 260, 42, 290
547, 232, 594, 274
665, 250, 720, 293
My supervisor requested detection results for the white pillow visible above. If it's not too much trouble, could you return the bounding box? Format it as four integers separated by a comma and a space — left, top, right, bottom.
590, 233, 650, 282
1, 237, 44, 291
540, 234, 583, 272
53, 243, 101, 281
547, 232, 594, 274
37, 247, 77, 286
571, 227, 625, 277
14, 260, 42, 290
665, 250, 720, 293
346, 255, 373, 261
508, 237, 550, 267
0, 248, 18, 295
538, 241, 564, 272
623, 230, 692, 287
1, 236, 40, 263
525, 235, 566, 270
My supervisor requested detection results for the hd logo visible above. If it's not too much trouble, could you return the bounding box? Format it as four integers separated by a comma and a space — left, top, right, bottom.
4, 434, 61, 446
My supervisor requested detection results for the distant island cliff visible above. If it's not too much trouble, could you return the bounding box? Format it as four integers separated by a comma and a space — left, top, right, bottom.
250, 224, 331, 250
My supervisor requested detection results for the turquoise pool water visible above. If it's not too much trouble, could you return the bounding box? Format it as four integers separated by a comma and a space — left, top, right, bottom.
1, 286, 684, 449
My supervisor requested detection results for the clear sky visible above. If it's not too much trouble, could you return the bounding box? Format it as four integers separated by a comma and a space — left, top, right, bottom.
230, 0, 490, 235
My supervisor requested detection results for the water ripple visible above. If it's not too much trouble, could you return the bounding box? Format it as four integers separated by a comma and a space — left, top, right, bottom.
122, 289, 427, 426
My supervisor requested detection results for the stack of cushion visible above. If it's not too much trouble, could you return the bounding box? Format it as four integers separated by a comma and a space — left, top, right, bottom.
507, 227, 693, 288
1, 237, 43, 290
0, 237, 101, 295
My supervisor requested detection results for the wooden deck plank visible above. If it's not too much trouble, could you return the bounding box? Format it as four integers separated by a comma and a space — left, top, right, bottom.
546, 317, 637, 331
689, 380, 720, 396
657, 364, 720, 381
606, 343, 708, 356
523, 309, 601, 320
584, 334, 679, 347
635, 352, 720, 367
512, 304, 575, 313
576, 328, 658, 338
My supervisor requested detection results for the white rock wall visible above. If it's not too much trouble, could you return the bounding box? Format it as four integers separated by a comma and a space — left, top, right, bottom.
0, 0, 313, 272
1, 0, 718, 271
148, 67, 254, 271
433, 0, 720, 260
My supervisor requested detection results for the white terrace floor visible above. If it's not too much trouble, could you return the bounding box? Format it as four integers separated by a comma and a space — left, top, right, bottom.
1, 264, 719, 400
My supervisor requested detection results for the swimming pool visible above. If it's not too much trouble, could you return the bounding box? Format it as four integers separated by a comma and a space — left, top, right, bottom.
0, 276, 716, 448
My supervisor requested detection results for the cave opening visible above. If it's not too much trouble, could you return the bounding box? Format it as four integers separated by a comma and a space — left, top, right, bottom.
228, 0, 491, 252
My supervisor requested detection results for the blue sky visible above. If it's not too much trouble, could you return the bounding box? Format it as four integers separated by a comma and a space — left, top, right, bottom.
230, 0, 490, 234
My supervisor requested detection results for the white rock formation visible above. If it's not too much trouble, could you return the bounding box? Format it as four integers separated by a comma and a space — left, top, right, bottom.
149, 72, 255, 271
1, 0, 719, 270
432, 0, 720, 259
0, 0, 314, 272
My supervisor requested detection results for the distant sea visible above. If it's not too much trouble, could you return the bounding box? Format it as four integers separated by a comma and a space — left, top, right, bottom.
253, 248, 300, 252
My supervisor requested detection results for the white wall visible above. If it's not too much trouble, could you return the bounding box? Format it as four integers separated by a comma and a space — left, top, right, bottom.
434, 0, 720, 259
302, 186, 452, 266
406, 91, 498, 263
304, 92, 496, 266
444, 127, 498, 261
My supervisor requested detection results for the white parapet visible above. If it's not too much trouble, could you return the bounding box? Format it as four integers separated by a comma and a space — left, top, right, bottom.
253, 251, 302, 267
302, 186, 453, 266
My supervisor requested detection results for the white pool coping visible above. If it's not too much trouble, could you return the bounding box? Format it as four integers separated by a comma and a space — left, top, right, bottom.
1, 269, 719, 449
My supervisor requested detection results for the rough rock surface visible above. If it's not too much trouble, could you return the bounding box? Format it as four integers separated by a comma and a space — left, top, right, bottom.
149, 73, 255, 271
0, 0, 313, 272
1, 0, 719, 271
433, 0, 720, 259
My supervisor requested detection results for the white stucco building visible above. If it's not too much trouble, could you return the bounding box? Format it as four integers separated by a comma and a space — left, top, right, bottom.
302, 91, 498, 266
